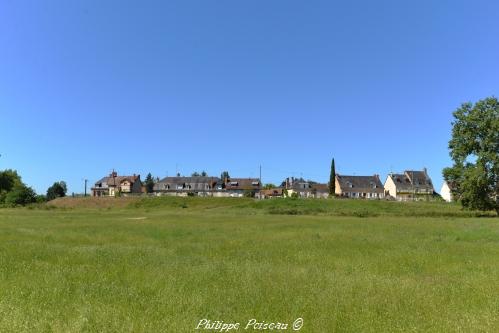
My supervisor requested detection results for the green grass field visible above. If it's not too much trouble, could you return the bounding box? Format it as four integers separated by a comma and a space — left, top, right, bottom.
0, 197, 498, 332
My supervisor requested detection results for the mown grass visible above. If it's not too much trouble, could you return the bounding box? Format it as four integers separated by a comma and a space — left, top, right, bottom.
0, 199, 498, 332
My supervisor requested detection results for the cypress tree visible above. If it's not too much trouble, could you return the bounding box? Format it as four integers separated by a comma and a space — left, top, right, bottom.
329, 158, 336, 197
145, 173, 155, 193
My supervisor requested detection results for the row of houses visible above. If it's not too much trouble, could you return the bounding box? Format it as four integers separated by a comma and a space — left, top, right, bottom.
91, 168, 452, 201
92, 172, 263, 198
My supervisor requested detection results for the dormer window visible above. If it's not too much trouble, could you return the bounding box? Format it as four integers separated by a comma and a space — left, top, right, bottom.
252, 181, 259, 186
230, 181, 239, 186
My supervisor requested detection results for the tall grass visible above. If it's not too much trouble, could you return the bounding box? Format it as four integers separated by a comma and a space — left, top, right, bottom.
0, 208, 498, 332
126, 196, 497, 218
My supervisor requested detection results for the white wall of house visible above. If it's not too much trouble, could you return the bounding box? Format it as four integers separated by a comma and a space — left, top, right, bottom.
212, 192, 231, 198
384, 176, 397, 198
440, 181, 452, 202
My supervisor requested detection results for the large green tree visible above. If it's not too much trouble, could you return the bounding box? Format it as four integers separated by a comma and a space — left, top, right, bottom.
329, 158, 336, 197
443, 97, 499, 214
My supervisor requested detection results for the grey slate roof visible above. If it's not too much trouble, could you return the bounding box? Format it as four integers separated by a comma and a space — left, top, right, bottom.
225, 178, 261, 191
154, 176, 220, 191
390, 170, 434, 192
336, 175, 384, 193
311, 183, 329, 192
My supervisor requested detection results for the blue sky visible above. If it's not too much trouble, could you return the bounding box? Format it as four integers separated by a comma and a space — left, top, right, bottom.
1, 0, 498, 194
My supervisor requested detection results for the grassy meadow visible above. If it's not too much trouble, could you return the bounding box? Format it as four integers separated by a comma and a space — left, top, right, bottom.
0, 197, 498, 332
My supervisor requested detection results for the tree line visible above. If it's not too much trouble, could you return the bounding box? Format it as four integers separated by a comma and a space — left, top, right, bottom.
0, 169, 67, 207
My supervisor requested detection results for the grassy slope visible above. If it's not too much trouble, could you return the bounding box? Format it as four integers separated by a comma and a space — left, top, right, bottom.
0, 198, 498, 332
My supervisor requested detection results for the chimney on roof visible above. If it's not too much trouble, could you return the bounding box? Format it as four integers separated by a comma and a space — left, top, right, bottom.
423, 167, 428, 176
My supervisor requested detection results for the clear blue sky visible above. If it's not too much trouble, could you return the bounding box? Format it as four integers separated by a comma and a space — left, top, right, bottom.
1, 0, 498, 194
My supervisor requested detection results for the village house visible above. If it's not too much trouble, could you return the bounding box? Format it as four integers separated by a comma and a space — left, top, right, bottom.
440, 181, 455, 202
335, 174, 384, 199
311, 183, 330, 198
280, 177, 330, 199
282, 177, 313, 198
384, 169, 434, 201
256, 188, 284, 199
224, 178, 261, 197
153, 176, 221, 196
92, 171, 142, 197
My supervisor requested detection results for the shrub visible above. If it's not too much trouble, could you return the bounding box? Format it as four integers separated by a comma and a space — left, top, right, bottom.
5, 184, 36, 206
243, 190, 254, 198
46, 181, 67, 201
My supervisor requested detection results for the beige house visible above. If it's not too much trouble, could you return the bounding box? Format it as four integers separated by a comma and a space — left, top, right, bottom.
92, 171, 142, 197
384, 169, 434, 201
335, 175, 384, 199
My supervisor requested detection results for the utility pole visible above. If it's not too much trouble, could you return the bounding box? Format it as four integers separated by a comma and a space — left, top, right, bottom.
259, 165, 262, 185
84, 179, 88, 197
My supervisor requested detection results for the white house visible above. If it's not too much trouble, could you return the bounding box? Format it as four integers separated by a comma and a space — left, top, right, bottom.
440, 181, 454, 202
